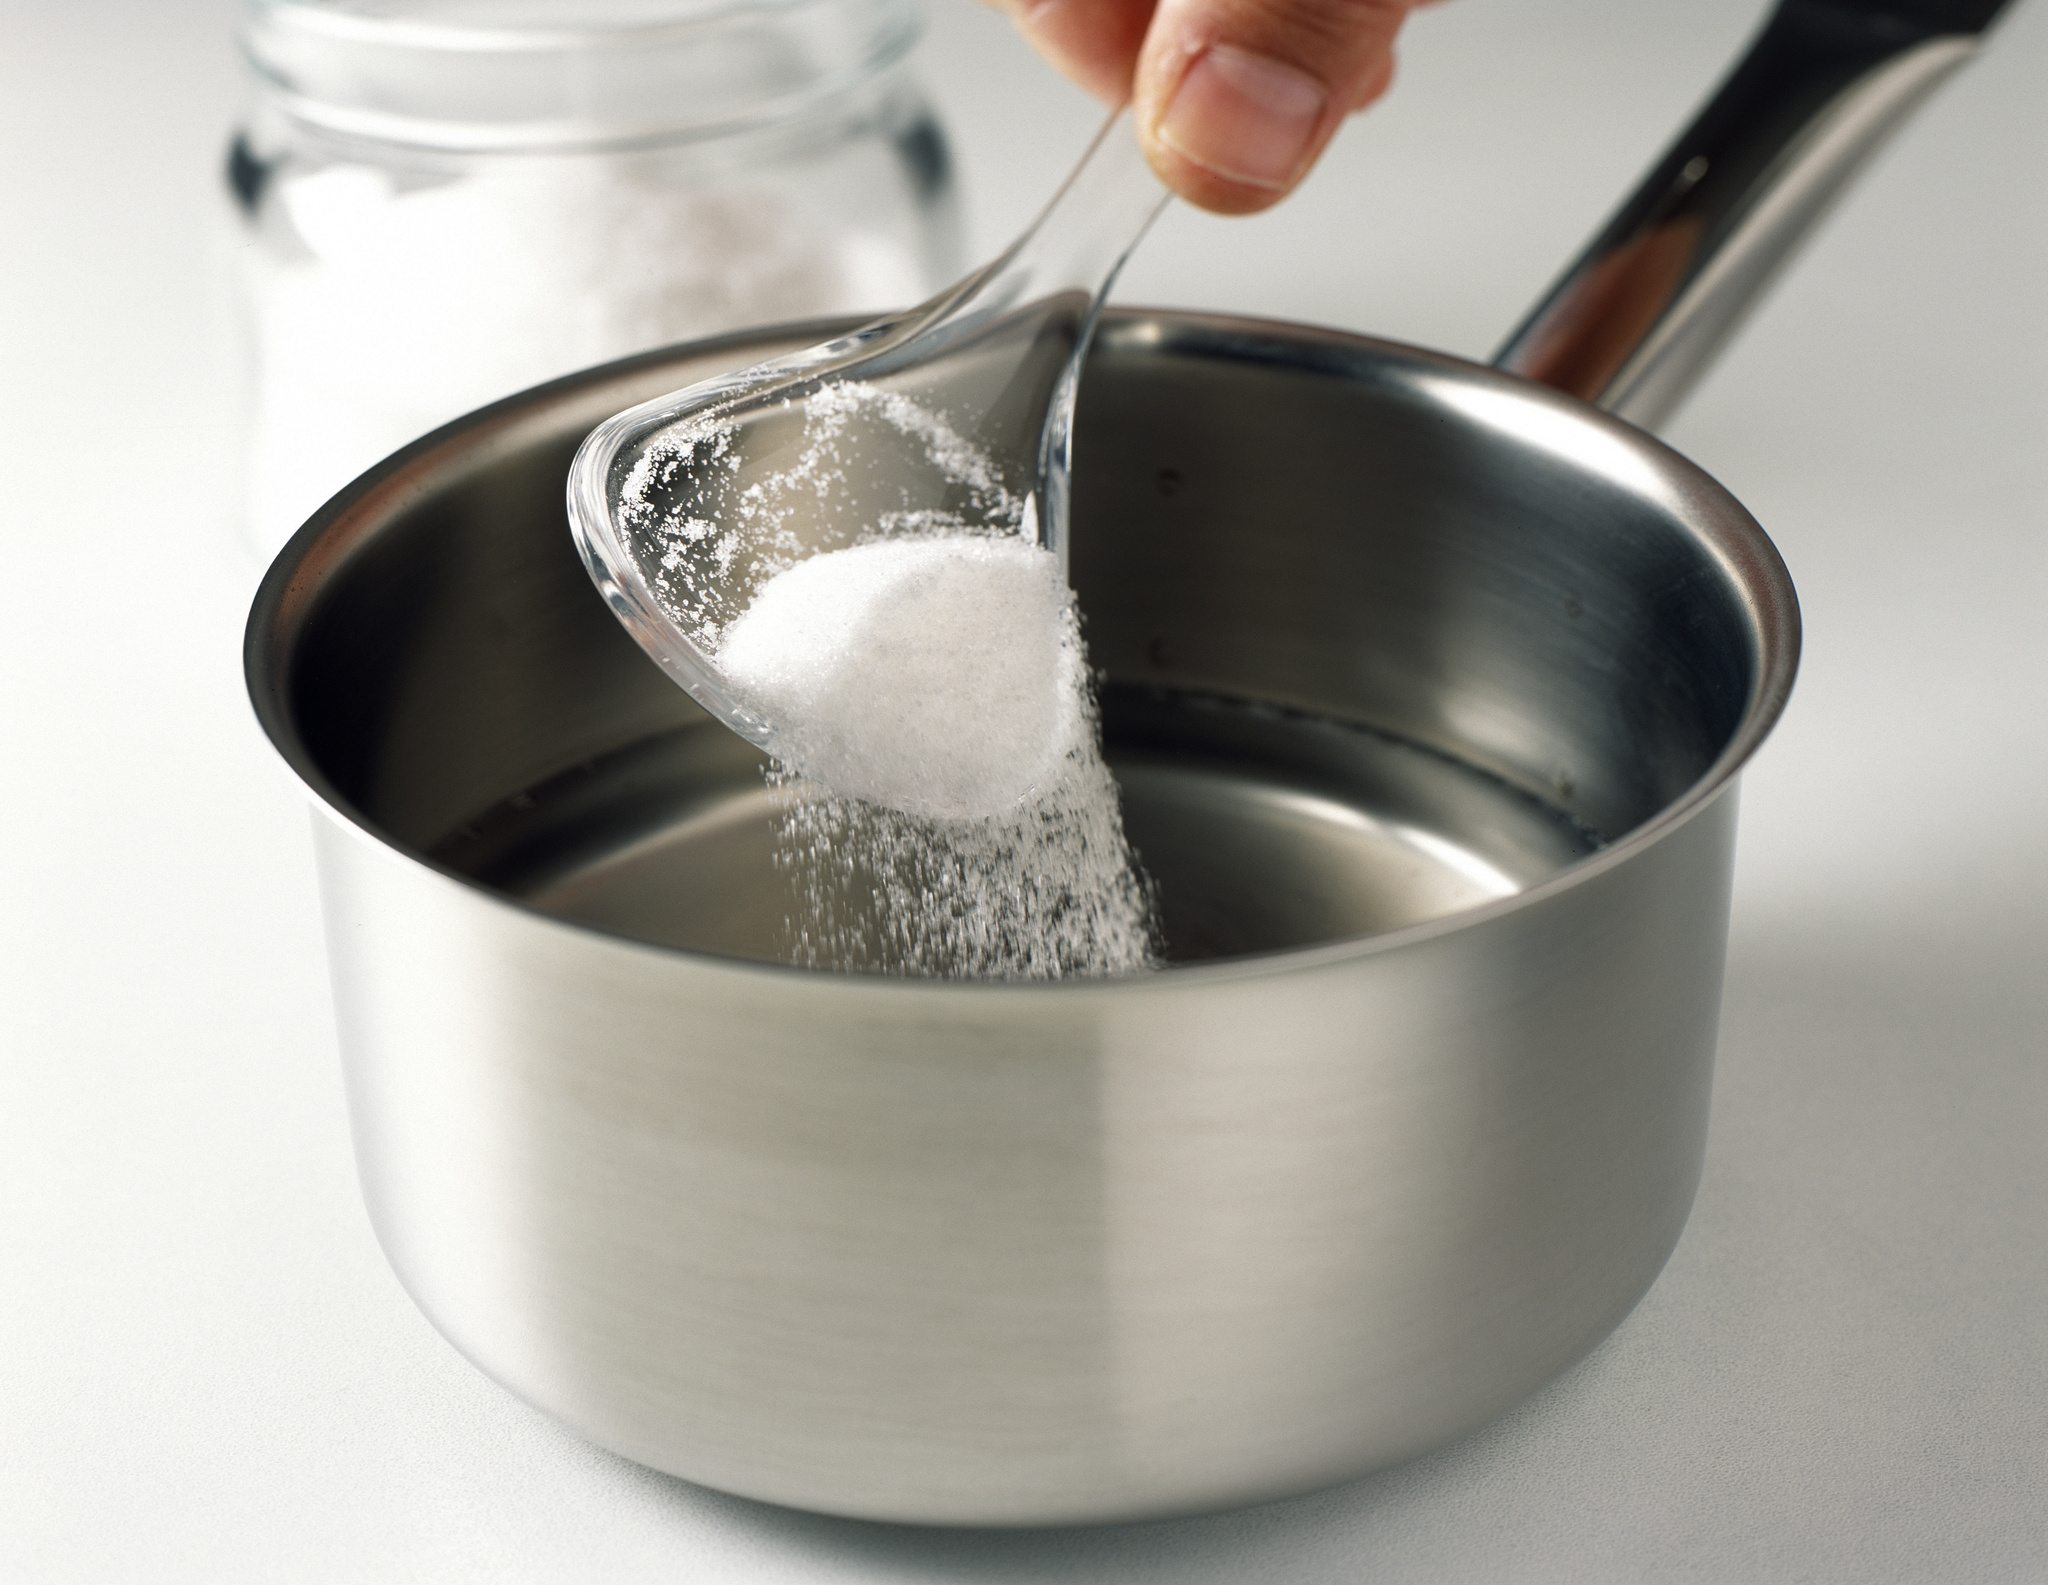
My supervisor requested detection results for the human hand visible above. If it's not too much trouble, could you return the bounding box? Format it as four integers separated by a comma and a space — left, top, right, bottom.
991, 0, 1439, 214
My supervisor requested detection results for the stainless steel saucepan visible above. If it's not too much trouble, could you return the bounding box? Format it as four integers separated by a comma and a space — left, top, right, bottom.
245, 0, 2013, 1526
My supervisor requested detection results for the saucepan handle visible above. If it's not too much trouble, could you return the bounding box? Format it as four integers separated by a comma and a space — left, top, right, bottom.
1494, 0, 2018, 430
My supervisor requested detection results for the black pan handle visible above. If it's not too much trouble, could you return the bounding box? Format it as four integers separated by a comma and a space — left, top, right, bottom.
1848, 0, 2012, 32
1494, 0, 2018, 429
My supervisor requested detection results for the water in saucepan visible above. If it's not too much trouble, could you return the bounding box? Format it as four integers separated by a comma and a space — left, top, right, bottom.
430, 687, 1608, 971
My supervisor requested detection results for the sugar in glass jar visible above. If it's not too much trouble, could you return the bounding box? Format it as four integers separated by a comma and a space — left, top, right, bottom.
229, 0, 961, 552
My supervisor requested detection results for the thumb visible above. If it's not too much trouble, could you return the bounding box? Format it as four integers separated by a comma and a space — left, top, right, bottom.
1134, 0, 1411, 214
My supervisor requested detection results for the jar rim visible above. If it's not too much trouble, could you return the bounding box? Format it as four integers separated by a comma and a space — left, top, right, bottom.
242, 0, 925, 153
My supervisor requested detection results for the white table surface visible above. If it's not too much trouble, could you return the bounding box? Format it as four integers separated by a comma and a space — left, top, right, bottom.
4, 2, 2044, 1579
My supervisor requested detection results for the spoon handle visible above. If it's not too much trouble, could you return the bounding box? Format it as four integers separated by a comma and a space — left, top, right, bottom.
971, 109, 1173, 319
952, 111, 1170, 566
851, 111, 1167, 563
877, 110, 1170, 388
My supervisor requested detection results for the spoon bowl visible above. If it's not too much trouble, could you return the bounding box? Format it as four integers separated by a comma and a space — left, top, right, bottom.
566, 112, 1167, 759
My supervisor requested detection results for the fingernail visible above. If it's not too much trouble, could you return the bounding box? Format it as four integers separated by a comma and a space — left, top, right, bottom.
1156, 44, 1326, 192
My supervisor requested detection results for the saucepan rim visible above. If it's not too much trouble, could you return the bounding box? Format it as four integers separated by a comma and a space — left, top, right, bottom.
244, 307, 1801, 995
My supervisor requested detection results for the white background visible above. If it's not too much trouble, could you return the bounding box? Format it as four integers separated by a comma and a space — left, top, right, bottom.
3, 1, 2045, 1579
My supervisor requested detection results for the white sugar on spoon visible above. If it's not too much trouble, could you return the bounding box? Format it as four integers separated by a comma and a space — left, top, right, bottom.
717, 535, 1082, 823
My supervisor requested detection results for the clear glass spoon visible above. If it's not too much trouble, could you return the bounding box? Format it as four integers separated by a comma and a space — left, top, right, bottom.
566, 110, 1169, 752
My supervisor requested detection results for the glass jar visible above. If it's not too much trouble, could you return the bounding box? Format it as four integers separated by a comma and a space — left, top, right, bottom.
228, 0, 961, 553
